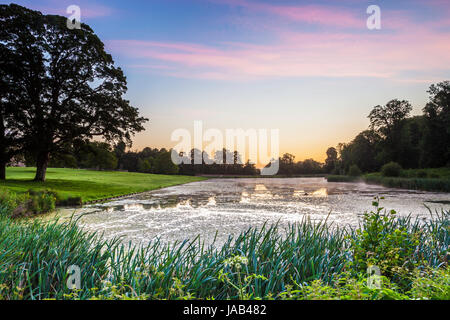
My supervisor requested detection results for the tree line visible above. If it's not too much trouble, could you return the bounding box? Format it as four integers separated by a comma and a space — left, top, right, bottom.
324, 81, 450, 174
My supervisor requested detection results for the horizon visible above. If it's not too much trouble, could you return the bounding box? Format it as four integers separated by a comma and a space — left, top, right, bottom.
9, 0, 450, 162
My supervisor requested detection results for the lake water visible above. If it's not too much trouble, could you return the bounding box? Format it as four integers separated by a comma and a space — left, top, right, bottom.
57, 178, 450, 246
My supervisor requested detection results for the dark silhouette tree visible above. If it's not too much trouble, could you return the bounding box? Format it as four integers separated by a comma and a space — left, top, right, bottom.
324, 147, 338, 173
368, 99, 412, 164
421, 81, 450, 167
0, 5, 42, 179
0, 4, 147, 181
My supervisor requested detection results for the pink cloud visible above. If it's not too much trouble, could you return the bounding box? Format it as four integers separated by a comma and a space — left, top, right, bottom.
210, 0, 364, 28
107, 24, 450, 81
106, 1, 450, 81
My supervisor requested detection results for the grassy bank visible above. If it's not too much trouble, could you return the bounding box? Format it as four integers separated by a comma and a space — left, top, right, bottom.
0, 167, 205, 203
327, 168, 450, 192
0, 198, 448, 300
364, 174, 450, 192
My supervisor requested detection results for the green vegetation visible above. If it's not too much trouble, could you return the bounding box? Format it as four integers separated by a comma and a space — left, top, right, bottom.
327, 167, 450, 192
0, 167, 204, 204
381, 162, 403, 177
324, 82, 450, 187
364, 175, 450, 193
0, 198, 448, 300
326, 175, 360, 182
348, 164, 362, 177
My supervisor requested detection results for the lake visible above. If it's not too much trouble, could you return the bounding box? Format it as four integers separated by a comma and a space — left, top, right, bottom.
57, 178, 450, 246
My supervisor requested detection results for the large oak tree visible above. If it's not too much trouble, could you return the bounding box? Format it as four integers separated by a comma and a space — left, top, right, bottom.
0, 4, 147, 181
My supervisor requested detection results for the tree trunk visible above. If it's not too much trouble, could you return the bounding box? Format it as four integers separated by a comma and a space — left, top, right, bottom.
34, 152, 50, 181
0, 161, 5, 180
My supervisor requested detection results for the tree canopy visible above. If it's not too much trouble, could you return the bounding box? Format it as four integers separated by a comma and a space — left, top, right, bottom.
329, 82, 450, 174
0, 4, 148, 181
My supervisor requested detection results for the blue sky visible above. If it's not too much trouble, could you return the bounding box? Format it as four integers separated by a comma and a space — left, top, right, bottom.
7, 0, 450, 161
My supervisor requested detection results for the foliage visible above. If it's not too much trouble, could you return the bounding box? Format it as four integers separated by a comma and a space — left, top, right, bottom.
0, 188, 56, 217
324, 147, 338, 173
348, 164, 362, 177
408, 267, 450, 300
0, 4, 147, 181
364, 174, 450, 193
421, 81, 450, 168
327, 81, 450, 175
381, 162, 403, 177
326, 175, 359, 182
280, 273, 408, 300
350, 198, 421, 290
276, 154, 324, 176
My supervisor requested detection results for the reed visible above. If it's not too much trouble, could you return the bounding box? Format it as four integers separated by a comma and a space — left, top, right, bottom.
0, 203, 448, 300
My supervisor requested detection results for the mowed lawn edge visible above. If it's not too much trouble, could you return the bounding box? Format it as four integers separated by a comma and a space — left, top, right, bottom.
1, 167, 205, 203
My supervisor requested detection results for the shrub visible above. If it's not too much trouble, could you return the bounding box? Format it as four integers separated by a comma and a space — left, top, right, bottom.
381, 162, 402, 177
348, 165, 362, 177
351, 198, 421, 290
416, 170, 427, 178
0, 189, 56, 218
408, 268, 450, 300
56, 196, 83, 206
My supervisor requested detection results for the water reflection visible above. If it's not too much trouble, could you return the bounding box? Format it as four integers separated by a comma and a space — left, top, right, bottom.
56, 178, 450, 246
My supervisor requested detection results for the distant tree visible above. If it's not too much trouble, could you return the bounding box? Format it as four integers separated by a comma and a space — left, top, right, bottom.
381, 162, 402, 177
114, 141, 127, 170
137, 158, 152, 173
243, 160, 258, 175
421, 81, 450, 167
0, 4, 147, 181
279, 153, 296, 175
324, 147, 338, 173
369, 99, 413, 138
368, 99, 412, 164
348, 164, 362, 177
48, 154, 78, 168
350, 130, 381, 172
153, 151, 179, 175
78, 142, 118, 170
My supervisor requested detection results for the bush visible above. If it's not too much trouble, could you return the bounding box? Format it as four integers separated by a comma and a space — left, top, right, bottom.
56, 196, 83, 206
0, 189, 56, 218
416, 170, 427, 178
381, 162, 403, 177
348, 165, 362, 177
408, 268, 450, 300
351, 198, 425, 291
364, 175, 450, 192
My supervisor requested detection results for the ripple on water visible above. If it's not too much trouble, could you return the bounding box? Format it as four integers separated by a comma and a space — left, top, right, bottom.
54, 178, 450, 246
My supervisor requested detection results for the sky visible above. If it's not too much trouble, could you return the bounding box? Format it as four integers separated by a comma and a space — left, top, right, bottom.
6, 0, 450, 162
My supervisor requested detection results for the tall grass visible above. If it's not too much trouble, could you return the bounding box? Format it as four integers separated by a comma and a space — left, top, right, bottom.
326, 174, 450, 192
0, 204, 448, 300
364, 175, 450, 192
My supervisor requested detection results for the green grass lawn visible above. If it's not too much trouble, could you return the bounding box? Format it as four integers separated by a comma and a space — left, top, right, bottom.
1, 167, 205, 203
